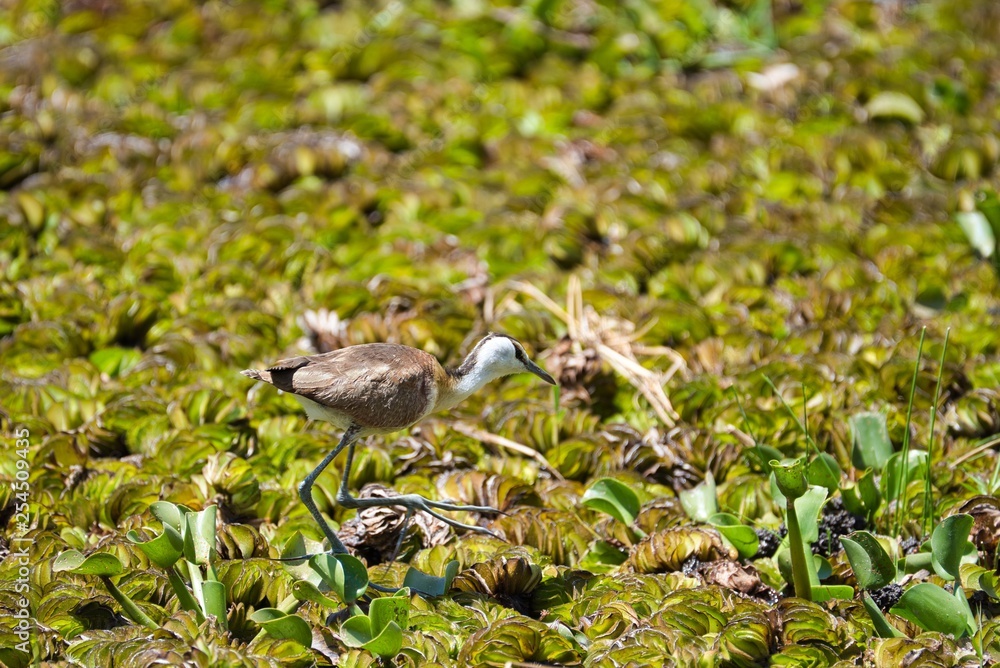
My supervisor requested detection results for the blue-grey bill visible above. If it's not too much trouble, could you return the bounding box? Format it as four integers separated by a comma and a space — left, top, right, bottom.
526, 359, 557, 385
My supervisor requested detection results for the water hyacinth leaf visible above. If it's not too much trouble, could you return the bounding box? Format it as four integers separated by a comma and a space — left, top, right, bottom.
126, 525, 183, 569
365, 622, 405, 659
183, 505, 218, 565
953, 584, 978, 637
581, 478, 640, 526
280, 532, 325, 586
166, 569, 202, 615
53, 550, 124, 576
202, 580, 228, 631
930, 514, 975, 581
850, 412, 893, 472
840, 482, 864, 516
805, 454, 840, 493
842, 531, 896, 590
882, 450, 927, 500
811, 585, 855, 602
680, 472, 718, 523
770, 459, 808, 500
891, 583, 969, 637
769, 472, 786, 508
794, 486, 828, 544
309, 553, 369, 603
970, 567, 1000, 600
291, 580, 342, 608
578, 540, 629, 573
341, 615, 403, 657
250, 608, 312, 647
858, 469, 882, 522
369, 588, 410, 635
150, 501, 190, 533
862, 592, 906, 639
709, 512, 759, 559
900, 550, 933, 574
340, 614, 373, 648
402, 561, 459, 597
956, 210, 996, 258
814, 555, 833, 581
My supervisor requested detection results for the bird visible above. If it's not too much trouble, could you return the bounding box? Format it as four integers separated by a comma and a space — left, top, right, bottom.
241, 332, 557, 555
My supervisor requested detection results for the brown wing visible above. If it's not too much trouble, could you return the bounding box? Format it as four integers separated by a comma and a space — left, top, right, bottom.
263, 344, 439, 430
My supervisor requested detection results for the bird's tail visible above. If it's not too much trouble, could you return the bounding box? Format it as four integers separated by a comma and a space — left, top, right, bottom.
241, 369, 265, 381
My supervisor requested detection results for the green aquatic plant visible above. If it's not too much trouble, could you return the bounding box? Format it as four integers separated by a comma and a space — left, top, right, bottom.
4, 0, 1000, 664
844, 514, 980, 639
54, 503, 227, 631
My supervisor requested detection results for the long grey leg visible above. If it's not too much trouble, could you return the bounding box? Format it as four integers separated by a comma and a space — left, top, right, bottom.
298, 424, 361, 554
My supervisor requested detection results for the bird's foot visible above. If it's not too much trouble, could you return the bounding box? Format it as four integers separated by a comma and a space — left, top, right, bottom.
339, 492, 506, 542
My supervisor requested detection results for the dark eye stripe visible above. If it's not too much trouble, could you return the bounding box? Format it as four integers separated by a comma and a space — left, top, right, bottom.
513, 345, 527, 364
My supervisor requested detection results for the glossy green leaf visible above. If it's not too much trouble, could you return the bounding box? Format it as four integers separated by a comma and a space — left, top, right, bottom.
805, 453, 841, 493
402, 561, 460, 597
850, 412, 893, 471
862, 592, 906, 639
369, 588, 410, 635
811, 584, 854, 602
891, 583, 970, 637
840, 482, 863, 516
709, 512, 759, 559
930, 513, 975, 581
680, 472, 718, 522
202, 580, 228, 631
858, 469, 882, 521
578, 540, 629, 573
899, 551, 934, 574
341, 615, 404, 657
794, 486, 828, 544
53, 550, 124, 576
340, 613, 373, 648
310, 553, 369, 603
150, 501, 190, 533
581, 477, 640, 526
250, 609, 313, 647
183, 505, 217, 565
291, 580, 342, 608
953, 584, 978, 637
280, 531, 325, 586
882, 450, 927, 500
126, 524, 183, 569
842, 531, 896, 590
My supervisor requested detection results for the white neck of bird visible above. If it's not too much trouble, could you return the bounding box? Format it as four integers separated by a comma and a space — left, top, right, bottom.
435, 349, 511, 411
452, 360, 506, 400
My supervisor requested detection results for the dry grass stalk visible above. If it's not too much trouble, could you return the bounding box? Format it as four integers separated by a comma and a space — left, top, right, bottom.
504, 276, 683, 427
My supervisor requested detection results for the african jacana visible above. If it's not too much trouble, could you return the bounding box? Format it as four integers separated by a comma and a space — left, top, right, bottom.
242, 332, 556, 554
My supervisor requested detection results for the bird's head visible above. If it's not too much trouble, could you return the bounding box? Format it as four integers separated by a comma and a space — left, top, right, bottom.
471, 332, 557, 385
